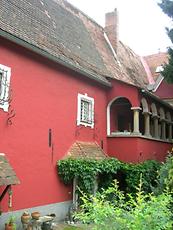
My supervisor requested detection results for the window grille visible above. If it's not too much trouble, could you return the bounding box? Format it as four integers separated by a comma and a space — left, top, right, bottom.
0, 64, 11, 111
77, 93, 94, 128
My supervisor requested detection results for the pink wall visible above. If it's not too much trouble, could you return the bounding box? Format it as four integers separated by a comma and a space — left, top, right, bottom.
107, 136, 172, 163
0, 38, 108, 211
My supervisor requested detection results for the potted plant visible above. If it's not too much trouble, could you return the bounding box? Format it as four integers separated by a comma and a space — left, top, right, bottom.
5, 216, 16, 230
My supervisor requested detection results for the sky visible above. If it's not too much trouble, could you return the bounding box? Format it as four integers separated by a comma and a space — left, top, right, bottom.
68, 0, 172, 56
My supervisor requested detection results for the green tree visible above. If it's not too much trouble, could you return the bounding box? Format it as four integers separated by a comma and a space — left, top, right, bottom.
159, 0, 173, 83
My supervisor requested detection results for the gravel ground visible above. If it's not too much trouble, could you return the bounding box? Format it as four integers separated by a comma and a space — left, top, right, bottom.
52, 223, 83, 230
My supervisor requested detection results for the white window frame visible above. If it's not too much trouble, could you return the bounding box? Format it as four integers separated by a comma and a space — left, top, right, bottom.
77, 93, 94, 128
0, 64, 11, 112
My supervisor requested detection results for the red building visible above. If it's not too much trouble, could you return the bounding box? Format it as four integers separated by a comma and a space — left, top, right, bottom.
0, 0, 173, 226
144, 52, 173, 106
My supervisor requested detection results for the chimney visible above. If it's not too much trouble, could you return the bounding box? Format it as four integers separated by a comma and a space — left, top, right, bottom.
105, 9, 119, 52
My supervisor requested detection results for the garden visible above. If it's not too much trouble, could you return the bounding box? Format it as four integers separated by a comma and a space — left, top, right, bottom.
57, 149, 173, 230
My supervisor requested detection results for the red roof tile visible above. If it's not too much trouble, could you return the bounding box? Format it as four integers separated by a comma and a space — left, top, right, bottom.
65, 141, 107, 160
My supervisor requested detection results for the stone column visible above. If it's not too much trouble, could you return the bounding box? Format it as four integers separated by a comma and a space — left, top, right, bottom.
153, 115, 159, 138
161, 119, 166, 140
131, 107, 141, 135
143, 112, 151, 137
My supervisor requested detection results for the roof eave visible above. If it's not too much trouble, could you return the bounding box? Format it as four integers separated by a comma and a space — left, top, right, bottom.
0, 29, 111, 88
141, 89, 173, 110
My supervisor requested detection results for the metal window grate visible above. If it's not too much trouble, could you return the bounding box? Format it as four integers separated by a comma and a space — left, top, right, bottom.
0, 67, 9, 103
80, 99, 92, 124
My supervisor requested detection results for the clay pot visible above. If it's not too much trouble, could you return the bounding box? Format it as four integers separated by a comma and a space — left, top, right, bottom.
31, 211, 40, 220
5, 223, 14, 230
21, 212, 30, 224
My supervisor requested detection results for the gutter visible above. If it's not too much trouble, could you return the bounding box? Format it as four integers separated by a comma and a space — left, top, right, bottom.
0, 29, 111, 88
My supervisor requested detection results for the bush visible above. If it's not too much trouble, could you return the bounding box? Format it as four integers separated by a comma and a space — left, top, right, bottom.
74, 179, 173, 230
57, 158, 161, 196
154, 153, 173, 194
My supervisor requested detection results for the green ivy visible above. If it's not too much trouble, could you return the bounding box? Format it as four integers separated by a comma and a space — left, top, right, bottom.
57, 158, 161, 195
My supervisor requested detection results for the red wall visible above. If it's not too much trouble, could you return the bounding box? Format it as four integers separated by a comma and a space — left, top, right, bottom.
107, 136, 172, 163
107, 80, 140, 107
0, 37, 172, 213
0, 38, 108, 211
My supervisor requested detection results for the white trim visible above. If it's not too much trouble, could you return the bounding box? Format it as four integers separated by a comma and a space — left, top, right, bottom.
104, 32, 121, 66
152, 74, 164, 92
107, 97, 121, 135
77, 93, 94, 128
0, 64, 11, 112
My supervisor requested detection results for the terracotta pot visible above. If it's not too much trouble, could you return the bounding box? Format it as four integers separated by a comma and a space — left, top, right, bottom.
21, 212, 30, 224
31, 211, 40, 220
5, 223, 14, 230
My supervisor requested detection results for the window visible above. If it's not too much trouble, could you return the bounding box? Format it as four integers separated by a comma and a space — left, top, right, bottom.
77, 93, 94, 128
0, 64, 11, 112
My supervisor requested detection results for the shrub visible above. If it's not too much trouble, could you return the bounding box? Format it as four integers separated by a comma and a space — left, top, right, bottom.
57, 158, 160, 196
154, 153, 173, 194
74, 179, 173, 230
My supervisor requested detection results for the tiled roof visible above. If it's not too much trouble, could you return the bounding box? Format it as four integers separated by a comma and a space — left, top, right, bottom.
65, 141, 107, 160
143, 52, 168, 80
0, 153, 20, 186
0, 0, 148, 88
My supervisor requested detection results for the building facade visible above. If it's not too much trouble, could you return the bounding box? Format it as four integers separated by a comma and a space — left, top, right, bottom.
0, 0, 173, 228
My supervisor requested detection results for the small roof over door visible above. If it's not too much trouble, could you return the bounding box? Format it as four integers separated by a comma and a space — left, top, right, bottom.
0, 153, 20, 186
65, 141, 107, 160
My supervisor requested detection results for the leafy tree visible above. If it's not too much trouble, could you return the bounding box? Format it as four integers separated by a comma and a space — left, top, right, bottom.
158, 0, 173, 83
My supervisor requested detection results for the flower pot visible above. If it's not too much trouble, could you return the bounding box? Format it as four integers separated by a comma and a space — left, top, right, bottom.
5, 223, 15, 230
31, 211, 40, 220
21, 212, 30, 224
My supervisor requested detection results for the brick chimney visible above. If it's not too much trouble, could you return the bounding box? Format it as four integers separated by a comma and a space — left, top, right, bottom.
105, 9, 119, 52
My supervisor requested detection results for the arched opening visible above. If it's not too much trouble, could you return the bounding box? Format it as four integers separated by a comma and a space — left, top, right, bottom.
140, 98, 149, 136
107, 97, 132, 135
159, 107, 166, 140
150, 103, 158, 138
166, 111, 172, 140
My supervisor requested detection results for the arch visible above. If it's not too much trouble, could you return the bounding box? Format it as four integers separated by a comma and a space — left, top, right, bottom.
141, 97, 149, 113
107, 97, 132, 135
150, 103, 158, 138
150, 103, 157, 116
166, 111, 171, 122
159, 107, 165, 120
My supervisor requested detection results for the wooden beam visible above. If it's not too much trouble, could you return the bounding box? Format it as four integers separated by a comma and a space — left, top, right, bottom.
0, 185, 11, 202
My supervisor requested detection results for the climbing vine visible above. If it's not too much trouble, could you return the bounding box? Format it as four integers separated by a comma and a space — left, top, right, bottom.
57, 158, 161, 195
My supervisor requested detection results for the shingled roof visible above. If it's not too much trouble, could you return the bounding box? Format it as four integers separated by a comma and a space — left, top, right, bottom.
0, 153, 20, 186
0, 0, 148, 88
65, 141, 107, 160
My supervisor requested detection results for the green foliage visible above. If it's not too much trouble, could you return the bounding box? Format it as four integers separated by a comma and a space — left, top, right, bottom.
158, 0, 173, 19
74, 180, 173, 230
124, 160, 160, 195
162, 48, 173, 83
154, 153, 173, 194
57, 158, 160, 195
159, 0, 173, 83
58, 158, 122, 193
